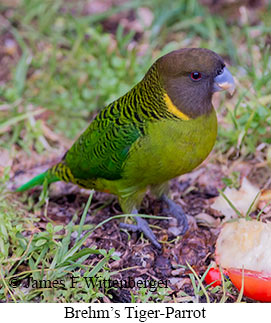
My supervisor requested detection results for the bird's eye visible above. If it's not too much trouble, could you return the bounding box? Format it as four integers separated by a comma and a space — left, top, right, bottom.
216, 68, 224, 75
217, 64, 225, 75
190, 72, 202, 81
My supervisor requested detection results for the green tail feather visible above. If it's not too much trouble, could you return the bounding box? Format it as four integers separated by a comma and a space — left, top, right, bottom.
16, 170, 59, 192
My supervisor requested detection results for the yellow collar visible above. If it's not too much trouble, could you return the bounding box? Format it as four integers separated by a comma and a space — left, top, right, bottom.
164, 93, 190, 121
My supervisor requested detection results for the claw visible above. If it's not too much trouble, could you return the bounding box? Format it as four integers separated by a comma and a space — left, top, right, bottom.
161, 194, 189, 235
120, 216, 162, 249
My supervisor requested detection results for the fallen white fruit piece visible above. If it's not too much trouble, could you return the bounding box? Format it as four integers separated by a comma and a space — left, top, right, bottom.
216, 219, 271, 274
211, 177, 260, 220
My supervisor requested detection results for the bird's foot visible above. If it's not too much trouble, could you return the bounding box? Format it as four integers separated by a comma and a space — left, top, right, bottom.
120, 215, 161, 249
161, 194, 188, 235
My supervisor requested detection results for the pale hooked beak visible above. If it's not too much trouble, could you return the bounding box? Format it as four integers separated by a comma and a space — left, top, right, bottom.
213, 67, 235, 95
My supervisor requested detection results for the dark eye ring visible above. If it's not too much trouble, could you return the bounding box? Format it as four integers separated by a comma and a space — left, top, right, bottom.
190, 72, 202, 81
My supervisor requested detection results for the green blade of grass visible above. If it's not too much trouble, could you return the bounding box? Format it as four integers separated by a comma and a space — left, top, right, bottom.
76, 190, 94, 242
186, 261, 210, 303
0, 109, 45, 134
236, 267, 245, 303
217, 188, 242, 217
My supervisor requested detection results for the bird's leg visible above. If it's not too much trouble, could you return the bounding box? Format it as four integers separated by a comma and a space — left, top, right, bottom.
161, 194, 188, 235
119, 209, 161, 249
151, 182, 189, 235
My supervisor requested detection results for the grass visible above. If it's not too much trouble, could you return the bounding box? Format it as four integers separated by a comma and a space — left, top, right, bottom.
0, 0, 271, 302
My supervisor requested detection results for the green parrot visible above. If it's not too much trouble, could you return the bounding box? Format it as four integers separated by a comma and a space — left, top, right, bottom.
16, 48, 235, 249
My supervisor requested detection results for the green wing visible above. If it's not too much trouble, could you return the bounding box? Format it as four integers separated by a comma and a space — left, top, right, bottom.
63, 73, 172, 182
64, 100, 144, 181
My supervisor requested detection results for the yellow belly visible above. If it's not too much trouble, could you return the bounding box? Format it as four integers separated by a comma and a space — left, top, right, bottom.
125, 109, 217, 183
96, 109, 217, 199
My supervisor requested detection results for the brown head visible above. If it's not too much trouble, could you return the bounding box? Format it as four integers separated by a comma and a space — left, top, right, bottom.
155, 48, 235, 118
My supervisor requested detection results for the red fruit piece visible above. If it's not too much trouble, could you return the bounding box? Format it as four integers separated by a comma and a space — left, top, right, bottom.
227, 268, 271, 302
205, 267, 222, 287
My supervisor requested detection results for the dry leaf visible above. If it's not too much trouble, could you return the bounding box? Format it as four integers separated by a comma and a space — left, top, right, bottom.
259, 189, 271, 204
257, 189, 271, 215
195, 212, 220, 228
